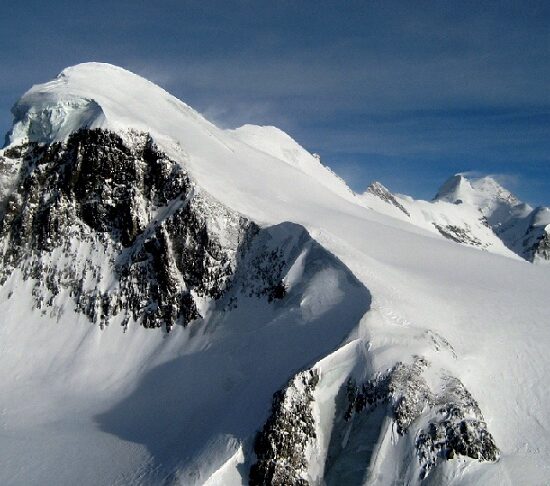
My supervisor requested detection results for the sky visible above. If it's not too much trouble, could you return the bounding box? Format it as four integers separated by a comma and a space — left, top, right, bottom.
0, 0, 548, 205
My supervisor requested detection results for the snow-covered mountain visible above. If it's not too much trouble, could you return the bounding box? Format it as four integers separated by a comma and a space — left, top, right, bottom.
361, 175, 550, 264
1, 63, 549, 486
434, 174, 550, 263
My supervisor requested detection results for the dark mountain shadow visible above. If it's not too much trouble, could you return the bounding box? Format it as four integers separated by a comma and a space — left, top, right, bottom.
95, 222, 371, 482
324, 396, 392, 486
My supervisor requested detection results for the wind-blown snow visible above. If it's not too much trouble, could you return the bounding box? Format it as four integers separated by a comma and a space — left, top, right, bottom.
1, 63, 550, 485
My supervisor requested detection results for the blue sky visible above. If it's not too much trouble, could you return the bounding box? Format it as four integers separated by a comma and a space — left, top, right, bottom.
1, 0, 548, 205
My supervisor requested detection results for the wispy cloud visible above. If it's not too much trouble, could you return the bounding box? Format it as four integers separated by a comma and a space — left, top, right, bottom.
0, 0, 548, 205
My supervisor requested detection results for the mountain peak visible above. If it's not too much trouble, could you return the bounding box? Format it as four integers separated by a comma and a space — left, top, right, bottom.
366, 180, 391, 194
60, 62, 137, 77
433, 174, 472, 204
469, 175, 520, 205
434, 173, 521, 209
432, 173, 541, 245
365, 181, 411, 216
8, 62, 210, 147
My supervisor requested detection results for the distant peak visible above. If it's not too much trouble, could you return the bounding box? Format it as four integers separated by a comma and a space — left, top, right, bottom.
434, 173, 527, 226
366, 181, 410, 217
367, 181, 392, 195
469, 176, 517, 202
433, 174, 471, 203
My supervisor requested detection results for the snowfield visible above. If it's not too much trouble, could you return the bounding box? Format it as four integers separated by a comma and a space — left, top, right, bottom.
1, 63, 549, 485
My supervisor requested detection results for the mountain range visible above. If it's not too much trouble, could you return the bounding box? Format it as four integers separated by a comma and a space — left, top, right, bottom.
0, 63, 549, 486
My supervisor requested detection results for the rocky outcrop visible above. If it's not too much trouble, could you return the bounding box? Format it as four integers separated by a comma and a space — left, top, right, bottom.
345, 357, 433, 433
531, 229, 550, 262
520, 209, 550, 263
344, 357, 499, 480
0, 129, 283, 330
366, 181, 410, 216
433, 223, 484, 247
250, 369, 319, 486
416, 375, 499, 479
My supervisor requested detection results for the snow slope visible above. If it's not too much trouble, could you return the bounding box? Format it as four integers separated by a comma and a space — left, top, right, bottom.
229, 124, 356, 203
1, 63, 550, 485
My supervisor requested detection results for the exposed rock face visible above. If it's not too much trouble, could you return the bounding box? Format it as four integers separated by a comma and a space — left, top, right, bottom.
344, 357, 499, 479
519, 209, 550, 263
366, 181, 410, 216
0, 128, 263, 330
416, 375, 499, 479
532, 229, 550, 262
433, 223, 484, 247
250, 369, 320, 486
345, 357, 433, 434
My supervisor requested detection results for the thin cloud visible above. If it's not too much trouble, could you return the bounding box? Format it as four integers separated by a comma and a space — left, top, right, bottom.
0, 0, 548, 205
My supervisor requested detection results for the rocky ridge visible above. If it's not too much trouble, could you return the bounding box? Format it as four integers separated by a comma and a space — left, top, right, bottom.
250, 370, 320, 486
366, 181, 410, 216
344, 357, 499, 480
0, 128, 290, 331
